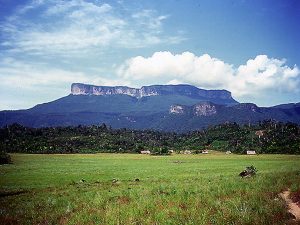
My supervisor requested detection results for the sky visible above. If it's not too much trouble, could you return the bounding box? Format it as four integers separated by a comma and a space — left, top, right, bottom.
0, 0, 300, 109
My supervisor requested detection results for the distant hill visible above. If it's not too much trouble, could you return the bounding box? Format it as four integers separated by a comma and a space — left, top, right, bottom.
0, 83, 299, 131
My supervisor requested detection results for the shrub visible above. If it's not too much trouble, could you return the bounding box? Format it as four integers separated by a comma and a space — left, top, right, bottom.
0, 151, 12, 164
239, 165, 257, 177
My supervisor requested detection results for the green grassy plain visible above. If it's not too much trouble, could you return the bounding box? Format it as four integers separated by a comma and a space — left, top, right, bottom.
1, 153, 300, 224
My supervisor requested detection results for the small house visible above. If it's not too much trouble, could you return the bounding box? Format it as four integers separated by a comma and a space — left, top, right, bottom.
246, 151, 256, 155
226, 151, 232, 154
140, 150, 151, 154
184, 150, 191, 154
202, 150, 209, 154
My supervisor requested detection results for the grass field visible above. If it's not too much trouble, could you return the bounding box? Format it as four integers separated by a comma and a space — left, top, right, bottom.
1, 153, 300, 224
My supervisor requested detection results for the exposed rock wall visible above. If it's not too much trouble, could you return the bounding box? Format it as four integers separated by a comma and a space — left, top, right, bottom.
169, 102, 218, 116
71, 83, 236, 102
193, 103, 217, 116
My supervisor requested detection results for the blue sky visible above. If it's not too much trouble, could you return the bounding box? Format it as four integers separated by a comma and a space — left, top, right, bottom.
0, 0, 300, 109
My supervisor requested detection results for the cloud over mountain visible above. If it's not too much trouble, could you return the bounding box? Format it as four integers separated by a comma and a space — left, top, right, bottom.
0, 0, 299, 109
118, 51, 300, 98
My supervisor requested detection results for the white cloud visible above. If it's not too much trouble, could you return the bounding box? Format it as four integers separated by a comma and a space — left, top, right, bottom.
0, 0, 186, 109
1, 52, 299, 109
132, 9, 169, 30
118, 51, 234, 88
0, 0, 184, 55
0, 57, 129, 89
0, 57, 131, 109
231, 55, 300, 96
118, 51, 300, 98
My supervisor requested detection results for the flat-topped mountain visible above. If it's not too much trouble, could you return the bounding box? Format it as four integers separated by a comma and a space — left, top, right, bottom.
0, 83, 299, 132
71, 83, 237, 104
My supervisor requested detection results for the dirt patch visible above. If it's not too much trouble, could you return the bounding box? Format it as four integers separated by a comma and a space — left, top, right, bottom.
279, 189, 300, 221
179, 203, 188, 210
117, 196, 131, 205
291, 190, 300, 207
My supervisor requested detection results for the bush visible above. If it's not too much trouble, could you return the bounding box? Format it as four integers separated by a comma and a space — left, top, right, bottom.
0, 151, 12, 164
239, 165, 257, 177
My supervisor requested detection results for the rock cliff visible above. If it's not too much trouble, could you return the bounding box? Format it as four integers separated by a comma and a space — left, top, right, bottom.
193, 102, 217, 116
169, 102, 218, 116
169, 105, 186, 114
71, 83, 237, 104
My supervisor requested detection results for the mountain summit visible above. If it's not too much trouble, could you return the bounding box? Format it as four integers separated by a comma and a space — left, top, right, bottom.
0, 83, 299, 131
71, 83, 237, 104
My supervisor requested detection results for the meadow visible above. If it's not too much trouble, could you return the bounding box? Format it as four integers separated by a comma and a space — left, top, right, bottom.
1, 153, 300, 225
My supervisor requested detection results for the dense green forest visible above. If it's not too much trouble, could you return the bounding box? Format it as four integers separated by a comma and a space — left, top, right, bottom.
0, 120, 300, 155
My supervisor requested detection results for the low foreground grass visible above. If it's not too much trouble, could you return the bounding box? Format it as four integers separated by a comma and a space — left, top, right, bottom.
1, 153, 300, 224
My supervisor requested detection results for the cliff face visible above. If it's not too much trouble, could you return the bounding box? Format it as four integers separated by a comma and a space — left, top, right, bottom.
169, 105, 186, 114
71, 83, 237, 103
193, 102, 217, 116
169, 102, 218, 116
71, 83, 142, 97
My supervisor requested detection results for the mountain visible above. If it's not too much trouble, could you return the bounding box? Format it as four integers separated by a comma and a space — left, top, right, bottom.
163, 102, 300, 131
70, 83, 237, 104
0, 83, 300, 132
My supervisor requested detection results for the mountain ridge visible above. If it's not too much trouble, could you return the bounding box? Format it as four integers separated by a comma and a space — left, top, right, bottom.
71, 83, 237, 104
0, 83, 300, 132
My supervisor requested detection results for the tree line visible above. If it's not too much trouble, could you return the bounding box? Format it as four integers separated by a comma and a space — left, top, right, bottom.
0, 120, 299, 155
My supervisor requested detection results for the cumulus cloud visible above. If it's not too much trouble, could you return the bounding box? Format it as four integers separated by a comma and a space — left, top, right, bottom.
118, 51, 234, 89
232, 55, 300, 96
118, 51, 300, 98
0, 0, 184, 55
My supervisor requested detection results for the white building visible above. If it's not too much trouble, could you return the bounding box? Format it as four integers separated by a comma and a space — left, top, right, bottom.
247, 151, 256, 155
140, 150, 151, 154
